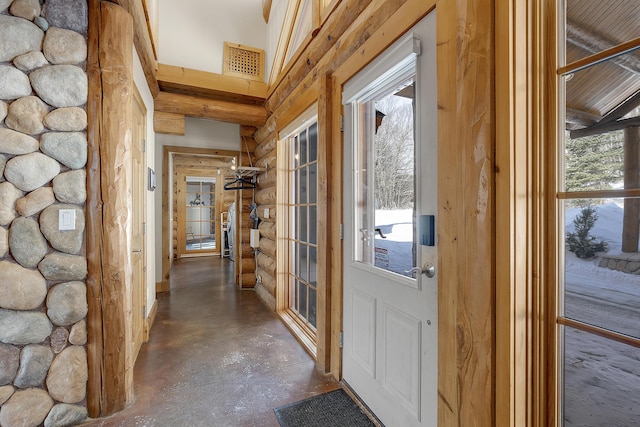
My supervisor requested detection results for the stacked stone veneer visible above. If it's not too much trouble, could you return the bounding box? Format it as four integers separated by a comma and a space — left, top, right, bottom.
0, 1, 90, 426
599, 252, 640, 275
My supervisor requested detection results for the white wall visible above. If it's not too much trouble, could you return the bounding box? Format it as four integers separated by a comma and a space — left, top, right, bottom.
158, 0, 267, 75
133, 47, 157, 317
154, 118, 240, 279
266, 0, 289, 83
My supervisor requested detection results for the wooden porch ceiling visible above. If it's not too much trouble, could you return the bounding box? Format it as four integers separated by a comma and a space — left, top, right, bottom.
565, 0, 640, 135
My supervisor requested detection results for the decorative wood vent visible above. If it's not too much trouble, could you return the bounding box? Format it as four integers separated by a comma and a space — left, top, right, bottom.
223, 42, 265, 82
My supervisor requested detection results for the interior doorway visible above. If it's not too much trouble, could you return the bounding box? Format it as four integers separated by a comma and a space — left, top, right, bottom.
177, 174, 223, 256
159, 147, 238, 292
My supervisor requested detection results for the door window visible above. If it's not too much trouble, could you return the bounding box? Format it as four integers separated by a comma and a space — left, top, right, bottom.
352, 77, 416, 278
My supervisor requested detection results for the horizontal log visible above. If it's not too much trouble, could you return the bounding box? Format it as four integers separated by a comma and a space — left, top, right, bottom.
255, 187, 276, 205
241, 126, 257, 137
153, 112, 185, 135
155, 91, 267, 127
257, 252, 276, 277
254, 113, 277, 142
255, 283, 276, 311
157, 64, 267, 104
257, 205, 276, 222
240, 257, 256, 271
258, 148, 277, 169
254, 131, 277, 160
240, 273, 256, 287
173, 154, 234, 168
258, 221, 277, 240
257, 171, 277, 188
241, 135, 258, 148
259, 237, 276, 258
238, 242, 255, 258
256, 266, 276, 293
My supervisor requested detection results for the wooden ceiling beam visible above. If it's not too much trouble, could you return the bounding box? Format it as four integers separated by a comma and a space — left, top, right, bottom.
153, 111, 185, 135
155, 91, 267, 127
108, 0, 159, 97
570, 116, 640, 138
157, 64, 267, 105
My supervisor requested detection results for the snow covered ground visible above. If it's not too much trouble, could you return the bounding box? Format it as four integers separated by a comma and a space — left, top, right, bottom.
374, 204, 640, 425
563, 202, 640, 426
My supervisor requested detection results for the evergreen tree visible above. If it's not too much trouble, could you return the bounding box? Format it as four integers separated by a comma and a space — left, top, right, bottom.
565, 130, 624, 192
566, 206, 607, 258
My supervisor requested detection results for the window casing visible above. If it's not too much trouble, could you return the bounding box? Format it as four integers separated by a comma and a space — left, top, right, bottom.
278, 106, 319, 352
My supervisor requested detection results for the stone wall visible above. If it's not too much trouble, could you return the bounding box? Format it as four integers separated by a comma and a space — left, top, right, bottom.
0, 1, 90, 426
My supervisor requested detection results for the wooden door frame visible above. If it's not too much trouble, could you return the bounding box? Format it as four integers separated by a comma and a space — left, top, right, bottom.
130, 84, 148, 366
159, 146, 238, 292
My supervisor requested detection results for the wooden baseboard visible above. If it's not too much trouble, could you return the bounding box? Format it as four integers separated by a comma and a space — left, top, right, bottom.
144, 299, 158, 342
156, 280, 169, 293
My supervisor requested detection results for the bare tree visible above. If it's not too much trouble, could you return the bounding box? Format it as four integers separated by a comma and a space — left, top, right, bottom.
374, 96, 415, 209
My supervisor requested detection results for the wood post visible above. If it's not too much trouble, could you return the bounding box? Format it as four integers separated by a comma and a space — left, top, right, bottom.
86, 0, 134, 416
623, 126, 640, 252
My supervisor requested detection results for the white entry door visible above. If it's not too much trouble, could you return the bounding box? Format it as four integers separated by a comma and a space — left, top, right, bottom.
342, 12, 437, 427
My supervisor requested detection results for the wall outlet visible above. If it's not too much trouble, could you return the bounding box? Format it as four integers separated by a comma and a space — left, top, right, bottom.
264, 208, 270, 219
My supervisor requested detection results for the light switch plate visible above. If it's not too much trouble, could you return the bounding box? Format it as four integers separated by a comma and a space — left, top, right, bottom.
264, 208, 270, 219
58, 209, 76, 231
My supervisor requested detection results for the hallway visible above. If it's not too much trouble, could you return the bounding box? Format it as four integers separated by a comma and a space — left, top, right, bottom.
82, 257, 339, 426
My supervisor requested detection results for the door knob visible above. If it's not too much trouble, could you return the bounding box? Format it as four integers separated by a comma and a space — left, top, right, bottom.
423, 262, 436, 278
404, 263, 436, 278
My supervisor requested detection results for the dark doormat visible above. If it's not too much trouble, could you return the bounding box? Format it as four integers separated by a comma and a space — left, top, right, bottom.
273, 388, 378, 427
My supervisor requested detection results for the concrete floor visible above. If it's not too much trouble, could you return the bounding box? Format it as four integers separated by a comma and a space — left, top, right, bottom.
81, 256, 339, 427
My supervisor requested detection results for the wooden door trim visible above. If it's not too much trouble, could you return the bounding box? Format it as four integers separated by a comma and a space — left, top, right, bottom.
160, 146, 238, 292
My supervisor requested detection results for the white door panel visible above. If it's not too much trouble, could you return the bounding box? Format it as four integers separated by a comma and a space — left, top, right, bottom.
343, 11, 437, 427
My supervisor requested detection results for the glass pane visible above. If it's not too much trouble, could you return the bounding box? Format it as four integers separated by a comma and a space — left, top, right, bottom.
294, 135, 300, 168
300, 167, 308, 204
309, 122, 318, 162
291, 278, 298, 311
562, 198, 640, 339
309, 206, 317, 245
309, 163, 317, 203
298, 280, 308, 320
562, 52, 640, 192
298, 206, 307, 242
309, 245, 317, 287
291, 240, 299, 277
294, 169, 301, 204
298, 242, 308, 282
562, 325, 640, 426
564, 1, 640, 65
355, 77, 417, 277
308, 287, 317, 328
300, 128, 308, 166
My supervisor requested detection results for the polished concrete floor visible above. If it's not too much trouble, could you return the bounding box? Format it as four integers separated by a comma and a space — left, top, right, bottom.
82, 257, 339, 427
